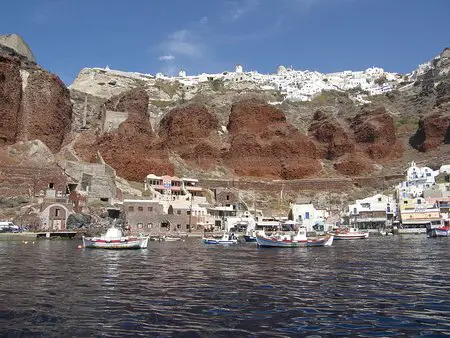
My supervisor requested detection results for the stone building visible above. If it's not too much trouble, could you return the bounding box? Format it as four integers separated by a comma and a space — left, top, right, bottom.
39, 202, 73, 230
64, 153, 119, 203
124, 199, 204, 235
214, 188, 239, 205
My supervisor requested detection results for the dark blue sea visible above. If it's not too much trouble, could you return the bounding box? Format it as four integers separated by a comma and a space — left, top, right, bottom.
1, 235, 449, 337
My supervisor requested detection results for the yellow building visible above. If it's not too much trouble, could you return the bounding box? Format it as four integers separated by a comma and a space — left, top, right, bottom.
399, 197, 441, 230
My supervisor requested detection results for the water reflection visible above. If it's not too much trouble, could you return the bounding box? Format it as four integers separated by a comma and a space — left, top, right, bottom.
0, 236, 449, 336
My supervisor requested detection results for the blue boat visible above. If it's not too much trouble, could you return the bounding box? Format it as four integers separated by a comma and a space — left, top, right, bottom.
202, 233, 238, 244
243, 229, 257, 242
243, 235, 257, 242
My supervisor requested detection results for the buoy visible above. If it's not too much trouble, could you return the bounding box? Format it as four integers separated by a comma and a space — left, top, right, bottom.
77, 244, 83, 249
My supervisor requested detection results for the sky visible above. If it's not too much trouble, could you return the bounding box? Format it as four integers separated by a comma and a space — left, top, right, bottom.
1, 0, 450, 84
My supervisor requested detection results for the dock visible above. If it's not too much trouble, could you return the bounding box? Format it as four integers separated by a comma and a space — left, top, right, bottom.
0, 231, 79, 241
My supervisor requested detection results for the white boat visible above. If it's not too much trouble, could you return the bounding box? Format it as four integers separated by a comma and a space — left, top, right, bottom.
203, 233, 238, 244
82, 226, 149, 249
256, 227, 334, 247
160, 236, 182, 242
332, 227, 369, 240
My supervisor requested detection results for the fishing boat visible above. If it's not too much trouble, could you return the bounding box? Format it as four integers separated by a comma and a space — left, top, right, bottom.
256, 227, 334, 248
332, 227, 369, 240
160, 235, 182, 242
427, 224, 449, 238
82, 226, 149, 249
202, 233, 238, 244
243, 229, 257, 242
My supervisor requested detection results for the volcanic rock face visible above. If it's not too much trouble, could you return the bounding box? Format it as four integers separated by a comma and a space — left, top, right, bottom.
350, 107, 398, 160
159, 104, 220, 169
224, 99, 321, 179
333, 153, 374, 176
410, 112, 450, 152
21, 70, 72, 152
0, 53, 72, 153
0, 55, 21, 145
308, 110, 354, 159
74, 87, 173, 181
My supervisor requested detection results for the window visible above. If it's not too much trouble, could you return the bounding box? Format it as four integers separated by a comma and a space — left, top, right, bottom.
138, 206, 143, 212
226, 195, 230, 201
137, 223, 143, 229
177, 210, 181, 215
148, 207, 153, 212
49, 183, 54, 189
177, 224, 181, 229
353, 208, 357, 214
305, 212, 310, 219
378, 197, 382, 202
55, 208, 60, 217
128, 206, 134, 212
187, 210, 191, 215
417, 200, 421, 205
404, 201, 408, 204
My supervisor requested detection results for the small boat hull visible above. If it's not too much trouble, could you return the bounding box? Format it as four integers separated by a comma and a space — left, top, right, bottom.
82, 236, 149, 249
334, 233, 369, 240
256, 235, 333, 248
203, 238, 238, 244
429, 228, 449, 238
243, 235, 257, 242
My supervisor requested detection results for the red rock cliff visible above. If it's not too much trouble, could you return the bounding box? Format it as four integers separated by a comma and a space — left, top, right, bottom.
224, 99, 321, 179
0, 55, 21, 145
0, 53, 72, 153
158, 104, 220, 169
75, 87, 174, 181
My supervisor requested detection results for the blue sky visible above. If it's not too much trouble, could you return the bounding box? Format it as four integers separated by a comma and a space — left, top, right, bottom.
1, 0, 449, 84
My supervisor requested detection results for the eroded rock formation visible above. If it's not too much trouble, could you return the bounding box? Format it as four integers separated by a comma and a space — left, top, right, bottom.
224, 99, 321, 179
0, 55, 21, 145
308, 110, 354, 159
0, 52, 72, 153
350, 107, 399, 160
74, 87, 174, 181
410, 111, 450, 152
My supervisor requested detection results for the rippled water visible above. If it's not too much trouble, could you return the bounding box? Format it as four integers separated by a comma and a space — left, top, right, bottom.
1, 236, 449, 337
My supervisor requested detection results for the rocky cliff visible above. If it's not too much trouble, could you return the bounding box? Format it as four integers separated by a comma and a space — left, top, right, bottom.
0, 39, 72, 154
1, 34, 450, 188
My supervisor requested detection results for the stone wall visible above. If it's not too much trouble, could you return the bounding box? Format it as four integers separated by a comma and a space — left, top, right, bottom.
0, 165, 67, 197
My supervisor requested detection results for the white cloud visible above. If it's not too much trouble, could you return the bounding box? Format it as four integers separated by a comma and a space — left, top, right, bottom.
158, 54, 175, 61
160, 29, 204, 58
227, 0, 260, 21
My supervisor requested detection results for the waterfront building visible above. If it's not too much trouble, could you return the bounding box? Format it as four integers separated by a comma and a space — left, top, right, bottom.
123, 199, 205, 235
207, 188, 254, 232
144, 174, 206, 203
398, 197, 441, 233
396, 161, 439, 198
288, 202, 329, 231
38, 187, 74, 230
347, 194, 396, 231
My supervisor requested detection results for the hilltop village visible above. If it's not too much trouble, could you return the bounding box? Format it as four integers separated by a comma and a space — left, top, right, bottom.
71, 53, 439, 105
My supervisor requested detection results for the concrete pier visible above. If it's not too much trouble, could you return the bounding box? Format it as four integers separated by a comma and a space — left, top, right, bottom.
0, 232, 38, 241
